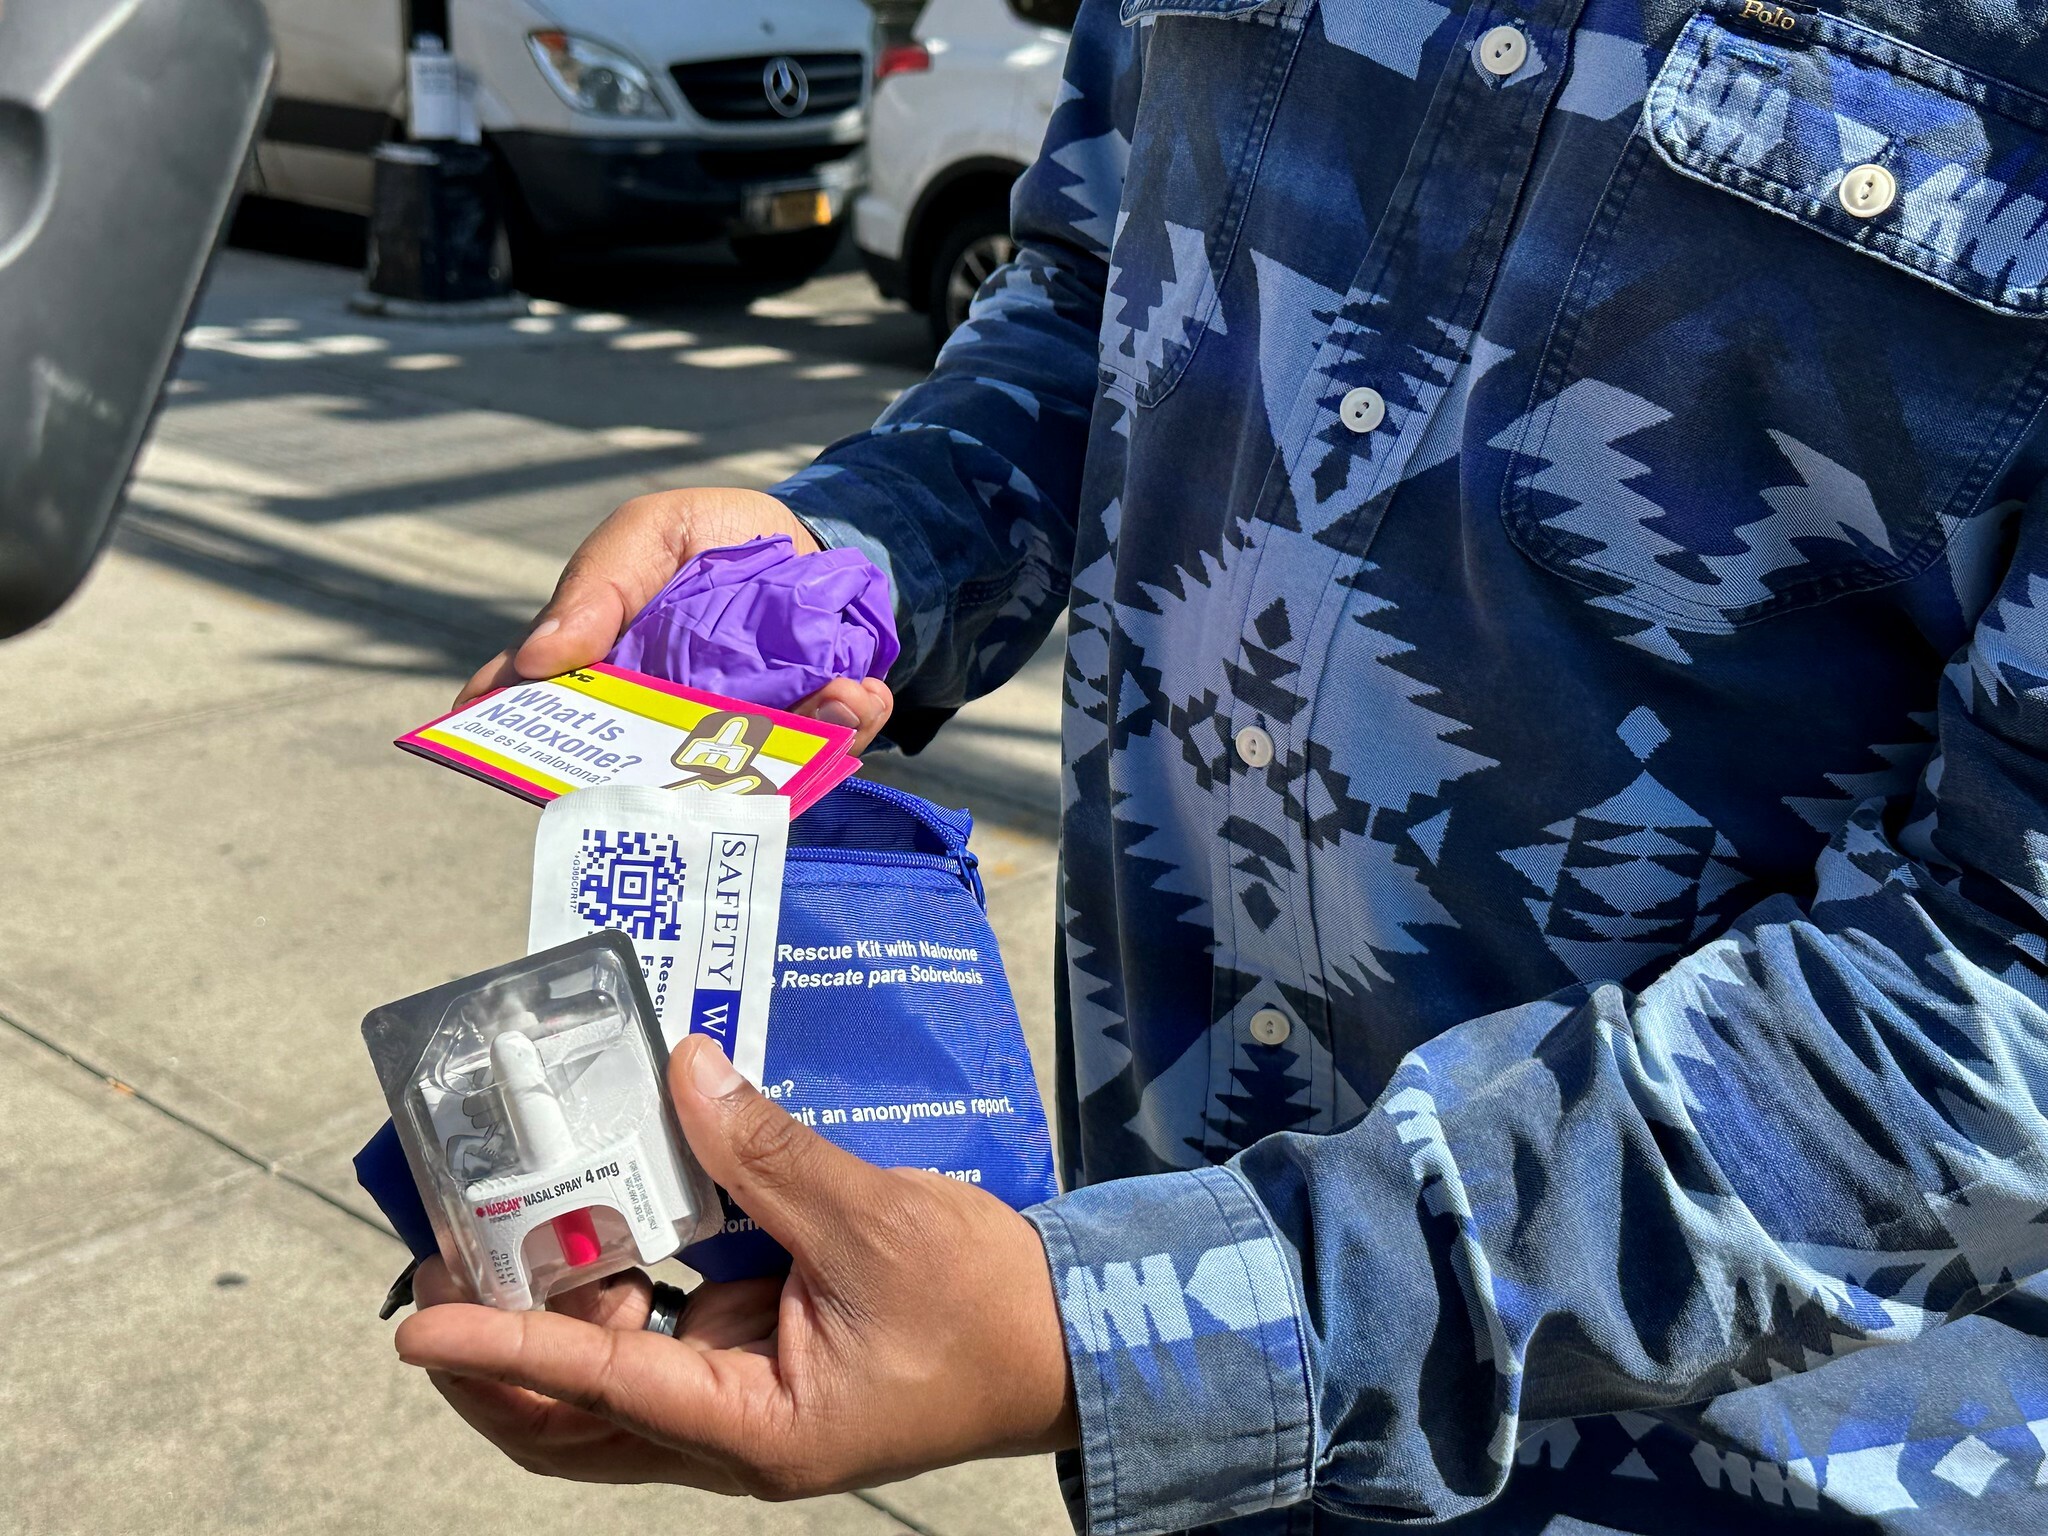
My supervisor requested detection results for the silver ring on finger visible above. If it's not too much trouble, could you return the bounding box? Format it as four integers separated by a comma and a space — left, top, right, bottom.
644, 1280, 692, 1337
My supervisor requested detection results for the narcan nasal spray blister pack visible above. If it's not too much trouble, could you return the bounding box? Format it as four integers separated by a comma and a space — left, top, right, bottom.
362, 933, 720, 1310
530, 785, 789, 1083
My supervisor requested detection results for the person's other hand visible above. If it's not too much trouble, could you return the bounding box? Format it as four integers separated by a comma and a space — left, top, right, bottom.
456, 487, 893, 752
394, 1037, 1079, 1494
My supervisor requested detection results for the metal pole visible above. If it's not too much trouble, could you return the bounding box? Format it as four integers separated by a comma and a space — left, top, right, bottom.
407, 0, 449, 49
354, 0, 521, 314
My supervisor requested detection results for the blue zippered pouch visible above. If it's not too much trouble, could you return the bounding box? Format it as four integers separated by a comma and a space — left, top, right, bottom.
354, 778, 1060, 1290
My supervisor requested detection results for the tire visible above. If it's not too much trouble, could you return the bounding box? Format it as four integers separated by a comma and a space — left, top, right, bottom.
926, 207, 1015, 350
494, 159, 570, 296
729, 223, 845, 284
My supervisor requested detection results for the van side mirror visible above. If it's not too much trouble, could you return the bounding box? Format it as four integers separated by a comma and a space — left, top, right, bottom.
1006, 0, 1083, 32
0, 0, 274, 639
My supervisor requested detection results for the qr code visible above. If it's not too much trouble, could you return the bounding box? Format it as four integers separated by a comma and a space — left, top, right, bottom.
575, 829, 687, 941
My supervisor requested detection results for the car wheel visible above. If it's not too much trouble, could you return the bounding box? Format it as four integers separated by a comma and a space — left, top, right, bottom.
928, 209, 1015, 350
494, 161, 570, 296
730, 223, 845, 284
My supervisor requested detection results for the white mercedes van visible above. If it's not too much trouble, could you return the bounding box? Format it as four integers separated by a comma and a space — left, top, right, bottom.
253, 0, 873, 278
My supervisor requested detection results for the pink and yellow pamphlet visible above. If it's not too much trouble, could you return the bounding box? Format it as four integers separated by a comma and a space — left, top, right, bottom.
397, 662, 859, 814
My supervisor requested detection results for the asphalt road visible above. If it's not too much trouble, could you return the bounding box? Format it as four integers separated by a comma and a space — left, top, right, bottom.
0, 235, 1068, 1535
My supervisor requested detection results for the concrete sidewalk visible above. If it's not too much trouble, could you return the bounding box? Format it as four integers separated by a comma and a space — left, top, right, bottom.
0, 247, 1068, 1535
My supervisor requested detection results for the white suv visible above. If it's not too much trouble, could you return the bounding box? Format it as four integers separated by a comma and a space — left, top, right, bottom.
856, 0, 1076, 348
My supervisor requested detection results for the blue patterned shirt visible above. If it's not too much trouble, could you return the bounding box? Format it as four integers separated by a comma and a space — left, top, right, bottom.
773, 1, 2048, 1530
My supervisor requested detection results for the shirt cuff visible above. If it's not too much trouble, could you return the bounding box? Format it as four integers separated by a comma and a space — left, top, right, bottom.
1025, 1165, 1316, 1536
766, 462, 942, 675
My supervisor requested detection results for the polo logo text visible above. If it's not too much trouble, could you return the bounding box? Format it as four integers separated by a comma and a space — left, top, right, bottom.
1739, 1, 1803, 30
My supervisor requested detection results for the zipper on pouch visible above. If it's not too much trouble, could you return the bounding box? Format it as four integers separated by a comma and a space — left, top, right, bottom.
785, 778, 985, 904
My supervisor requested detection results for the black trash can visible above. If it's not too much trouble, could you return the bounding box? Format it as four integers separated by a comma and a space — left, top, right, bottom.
363, 141, 512, 304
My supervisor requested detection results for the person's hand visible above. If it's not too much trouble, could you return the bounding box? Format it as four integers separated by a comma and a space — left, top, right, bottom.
458, 487, 893, 752
394, 1037, 1079, 1495
402, 1254, 787, 1486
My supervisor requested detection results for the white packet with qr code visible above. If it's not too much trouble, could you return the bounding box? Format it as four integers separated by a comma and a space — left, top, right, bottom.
529, 785, 789, 1085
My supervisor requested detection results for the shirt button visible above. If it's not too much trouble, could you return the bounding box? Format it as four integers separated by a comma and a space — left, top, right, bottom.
1249, 1008, 1292, 1047
1839, 163, 1898, 219
1478, 24, 1529, 77
1234, 724, 1274, 769
1339, 386, 1386, 434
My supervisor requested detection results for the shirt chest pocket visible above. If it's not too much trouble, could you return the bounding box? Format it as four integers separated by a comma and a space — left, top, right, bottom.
1499, 4, 2048, 641
1101, 0, 1308, 407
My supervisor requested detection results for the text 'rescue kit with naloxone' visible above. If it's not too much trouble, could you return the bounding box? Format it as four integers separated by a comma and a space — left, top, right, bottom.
357, 539, 1057, 1311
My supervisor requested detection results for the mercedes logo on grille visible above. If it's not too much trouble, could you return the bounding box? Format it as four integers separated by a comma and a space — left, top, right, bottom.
762, 56, 810, 118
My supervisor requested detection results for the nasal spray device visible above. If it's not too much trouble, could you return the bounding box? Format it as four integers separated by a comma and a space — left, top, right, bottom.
362, 932, 720, 1310
484, 1026, 604, 1268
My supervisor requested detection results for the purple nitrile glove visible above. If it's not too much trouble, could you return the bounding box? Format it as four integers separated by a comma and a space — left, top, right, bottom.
605, 533, 899, 711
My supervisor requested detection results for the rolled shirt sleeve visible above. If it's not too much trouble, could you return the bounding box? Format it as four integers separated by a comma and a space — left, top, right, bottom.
1027, 1165, 1315, 1535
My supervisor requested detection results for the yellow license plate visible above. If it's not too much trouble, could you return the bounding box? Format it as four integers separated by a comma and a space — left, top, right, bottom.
765, 188, 833, 231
